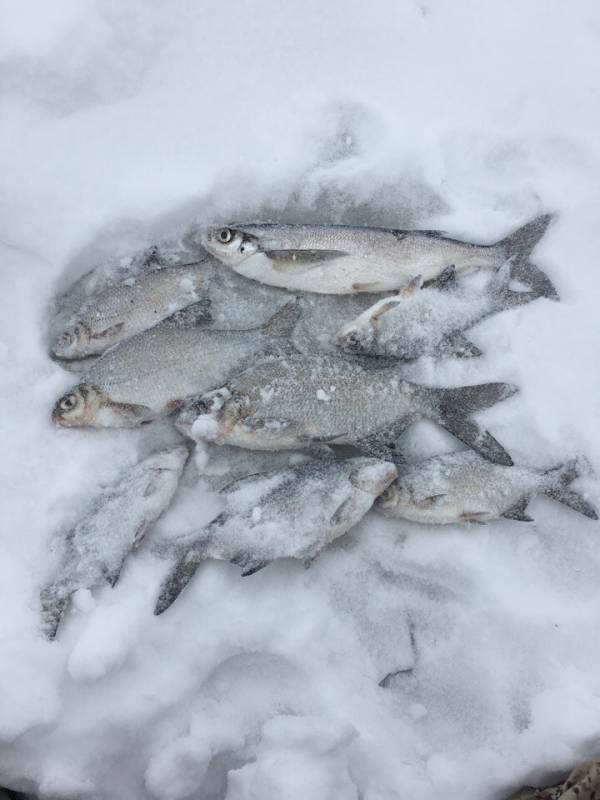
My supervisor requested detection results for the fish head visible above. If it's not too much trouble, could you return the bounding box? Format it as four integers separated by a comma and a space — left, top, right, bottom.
52, 384, 103, 427
175, 387, 236, 440
52, 384, 154, 428
51, 321, 92, 359
201, 226, 259, 266
349, 458, 398, 497
334, 315, 375, 355
374, 480, 410, 516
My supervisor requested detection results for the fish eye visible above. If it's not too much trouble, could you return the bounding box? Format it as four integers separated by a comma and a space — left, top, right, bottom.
59, 394, 78, 411
218, 228, 233, 244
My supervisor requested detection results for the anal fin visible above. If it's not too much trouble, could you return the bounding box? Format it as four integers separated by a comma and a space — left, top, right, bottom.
422, 264, 457, 290
231, 553, 269, 576
502, 498, 534, 522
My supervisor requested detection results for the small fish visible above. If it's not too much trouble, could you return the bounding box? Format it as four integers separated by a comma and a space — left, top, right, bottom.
201, 215, 554, 295
154, 457, 397, 614
51, 264, 210, 359
40, 446, 188, 639
51, 302, 300, 428
176, 354, 517, 465
375, 451, 598, 524
335, 262, 556, 360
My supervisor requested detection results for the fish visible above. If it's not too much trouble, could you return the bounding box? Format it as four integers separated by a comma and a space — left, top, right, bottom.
40, 446, 188, 639
375, 451, 598, 524
175, 354, 517, 465
51, 301, 301, 428
335, 262, 556, 360
154, 456, 397, 614
201, 215, 555, 295
51, 263, 211, 359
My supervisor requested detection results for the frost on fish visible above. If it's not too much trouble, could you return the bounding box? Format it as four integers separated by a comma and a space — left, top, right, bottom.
375, 451, 598, 525
335, 262, 556, 360
51, 264, 212, 360
155, 457, 397, 614
200, 216, 554, 294
177, 354, 517, 465
51, 303, 301, 428
40, 446, 188, 639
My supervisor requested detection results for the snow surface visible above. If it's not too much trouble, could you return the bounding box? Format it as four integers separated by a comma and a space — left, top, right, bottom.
2, 1, 600, 798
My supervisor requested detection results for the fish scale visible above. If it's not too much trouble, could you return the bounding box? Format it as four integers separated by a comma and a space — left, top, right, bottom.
180, 354, 517, 465
201, 216, 554, 295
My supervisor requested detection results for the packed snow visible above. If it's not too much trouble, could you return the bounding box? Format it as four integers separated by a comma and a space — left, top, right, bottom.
2, 1, 600, 798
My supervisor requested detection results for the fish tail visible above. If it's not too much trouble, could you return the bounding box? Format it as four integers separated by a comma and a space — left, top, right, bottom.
40, 585, 70, 640
490, 262, 557, 311
431, 382, 518, 465
497, 213, 559, 299
260, 300, 302, 340
507, 261, 559, 301
543, 458, 598, 520
498, 213, 554, 262
154, 550, 202, 615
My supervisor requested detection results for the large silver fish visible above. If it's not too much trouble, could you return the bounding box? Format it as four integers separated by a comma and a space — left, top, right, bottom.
335, 262, 554, 360
51, 263, 210, 359
51, 302, 300, 428
176, 354, 517, 465
375, 451, 598, 524
40, 446, 188, 639
154, 456, 397, 615
201, 215, 554, 295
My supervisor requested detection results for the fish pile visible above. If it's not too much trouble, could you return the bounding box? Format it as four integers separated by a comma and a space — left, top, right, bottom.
43, 213, 597, 636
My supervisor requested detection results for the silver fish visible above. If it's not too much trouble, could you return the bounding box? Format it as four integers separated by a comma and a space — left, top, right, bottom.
40, 446, 188, 639
51, 264, 210, 359
51, 302, 300, 428
176, 354, 517, 465
201, 215, 554, 295
154, 457, 397, 614
335, 262, 554, 360
375, 451, 598, 524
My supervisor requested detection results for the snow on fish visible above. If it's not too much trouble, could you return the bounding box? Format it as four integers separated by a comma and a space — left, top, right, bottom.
40, 446, 189, 640
176, 354, 518, 465
51, 264, 211, 359
201, 215, 555, 295
51, 302, 301, 428
335, 262, 556, 360
375, 451, 598, 524
154, 456, 397, 615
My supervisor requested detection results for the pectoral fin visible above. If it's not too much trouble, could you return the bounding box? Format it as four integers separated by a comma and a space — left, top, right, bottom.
502, 499, 534, 522
109, 401, 156, 426
330, 496, 355, 526
415, 494, 445, 510
265, 250, 346, 272
370, 300, 401, 323
95, 322, 124, 340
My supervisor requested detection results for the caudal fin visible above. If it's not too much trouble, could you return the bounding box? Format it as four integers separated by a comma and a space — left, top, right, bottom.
544, 459, 598, 520
40, 584, 70, 640
432, 382, 518, 465
499, 213, 554, 262
498, 213, 559, 300
261, 300, 301, 339
154, 550, 202, 615
491, 262, 558, 311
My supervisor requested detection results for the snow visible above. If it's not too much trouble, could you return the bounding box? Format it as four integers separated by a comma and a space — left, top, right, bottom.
1, 1, 600, 799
